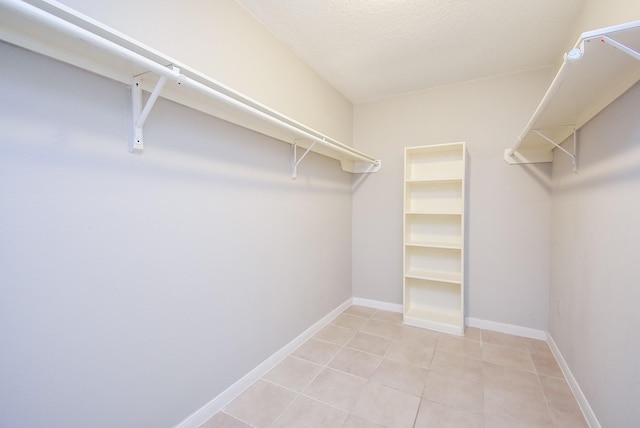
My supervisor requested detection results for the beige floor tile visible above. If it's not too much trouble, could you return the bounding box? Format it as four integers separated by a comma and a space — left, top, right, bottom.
393, 324, 440, 344
414, 399, 483, 428
539, 375, 589, 427
423, 366, 484, 413
352, 382, 421, 428
224, 379, 297, 428
371, 309, 404, 324
525, 337, 554, 357
430, 349, 484, 380
262, 356, 323, 392
333, 313, 369, 330
483, 363, 553, 427
369, 358, 429, 397
200, 411, 251, 428
531, 354, 564, 378
341, 414, 385, 428
481, 330, 529, 352
385, 338, 436, 369
292, 338, 342, 365
343, 305, 377, 318
361, 318, 402, 339
463, 326, 481, 341
482, 343, 535, 372
314, 324, 357, 346
483, 362, 544, 399
271, 395, 348, 428
484, 412, 555, 428
346, 331, 392, 356
328, 347, 383, 379
436, 334, 482, 360
303, 367, 367, 412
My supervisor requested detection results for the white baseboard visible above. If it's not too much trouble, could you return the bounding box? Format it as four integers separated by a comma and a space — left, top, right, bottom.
547, 334, 600, 428
175, 297, 353, 428
352, 297, 403, 313
465, 317, 547, 340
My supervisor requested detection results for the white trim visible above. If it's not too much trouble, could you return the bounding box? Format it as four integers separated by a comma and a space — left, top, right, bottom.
174, 297, 353, 428
547, 334, 601, 428
465, 317, 547, 340
351, 297, 403, 313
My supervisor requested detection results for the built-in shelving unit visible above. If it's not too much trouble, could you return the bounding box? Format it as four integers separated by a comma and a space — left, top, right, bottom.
403, 143, 466, 336
0, 0, 381, 176
505, 20, 640, 169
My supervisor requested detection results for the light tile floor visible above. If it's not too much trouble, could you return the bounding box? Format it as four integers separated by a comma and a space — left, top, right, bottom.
202, 306, 588, 428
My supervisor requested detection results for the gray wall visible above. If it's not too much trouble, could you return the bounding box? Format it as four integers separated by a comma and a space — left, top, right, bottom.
0, 42, 352, 428
549, 82, 640, 428
352, 68, 554, 330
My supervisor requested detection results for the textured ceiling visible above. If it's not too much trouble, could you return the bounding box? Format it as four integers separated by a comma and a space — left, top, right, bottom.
235, 0, 586, 102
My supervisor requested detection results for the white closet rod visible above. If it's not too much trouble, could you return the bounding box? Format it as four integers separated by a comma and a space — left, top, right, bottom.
2, 0, 380, 168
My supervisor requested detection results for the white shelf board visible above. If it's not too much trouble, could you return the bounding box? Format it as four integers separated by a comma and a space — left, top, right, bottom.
404, 269, 462, 284
405, 240, 462, 250
0, 0, 380, 173
405, 177, 463, 184
405, 210, 463, 216
505, 20, 640, 165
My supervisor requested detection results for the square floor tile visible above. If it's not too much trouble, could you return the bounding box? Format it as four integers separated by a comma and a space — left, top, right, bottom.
539, 375, 589, 427
352, 382, 421, 428
346, 331, 392, 356
371, 310, 403, 324
481, 330, 528, 352
361, 318, 402, 339
483, 363, 553, 426
423, 366, 484, 413
201, 411, 251, 428
262, 356, 323, 392
415, 399, 483, 428
303, 367, 367, 412
314, 324, 357, 346
271, 395, 348, 428
369, 358, 428, 397
531, 354, 564, 378
333, 313, 369, 330
436, 334, 482, 360
224, 379, 297, 428
343, 305, 377, 319
292, 338, 342, 365
341, 414, 385, 428
525, 337, 554, 357
385, 338, 435, 368
482, 343, 535, 372
328, 347, 382, 379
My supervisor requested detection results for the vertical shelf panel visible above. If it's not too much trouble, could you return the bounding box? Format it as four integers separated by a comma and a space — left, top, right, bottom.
403, 142, 466, 335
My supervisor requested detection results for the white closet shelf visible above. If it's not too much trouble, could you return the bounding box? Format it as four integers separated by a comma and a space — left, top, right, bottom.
505, 20, 640, 169
0, 0, 381, 176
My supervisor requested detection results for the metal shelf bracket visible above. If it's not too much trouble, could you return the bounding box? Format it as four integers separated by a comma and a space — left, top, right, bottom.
533, 127, 578, 173
130, 66, 183, 152
291, 139, 317, 179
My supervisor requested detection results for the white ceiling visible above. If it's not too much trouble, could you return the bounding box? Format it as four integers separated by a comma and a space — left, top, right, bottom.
235, 0, 586, 102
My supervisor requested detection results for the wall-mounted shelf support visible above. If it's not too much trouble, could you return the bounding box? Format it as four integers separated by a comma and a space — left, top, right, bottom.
532, 128, 577, 173
291, 140, 317, 179
600, 36, 640, 61
505, 20, 640, 169
130, 69, 178, 152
